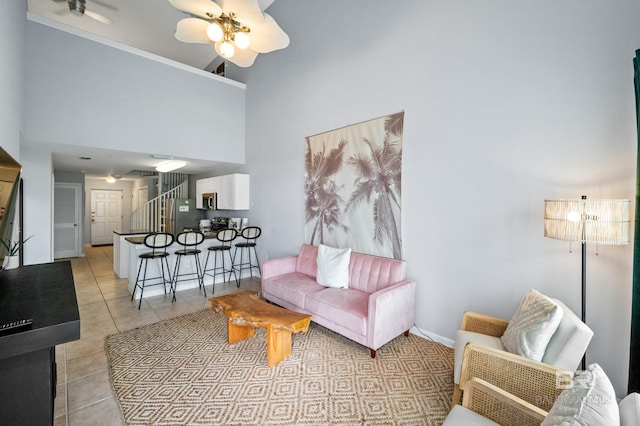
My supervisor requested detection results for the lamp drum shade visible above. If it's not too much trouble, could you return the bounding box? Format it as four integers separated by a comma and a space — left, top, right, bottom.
544, 199, 630, 245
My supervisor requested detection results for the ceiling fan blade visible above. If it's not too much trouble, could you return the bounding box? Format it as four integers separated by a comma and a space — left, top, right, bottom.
214, 42, 258, 67
218, 0, 263, 27
247, 13, 289, 53
85, 9, 112, 24
168, 0, 222, 20
175, 18, 212, 44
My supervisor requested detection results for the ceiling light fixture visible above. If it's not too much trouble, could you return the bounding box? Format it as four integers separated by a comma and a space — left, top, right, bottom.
155, 160, 186, 173
106, 175, 116, 183
169, 0, 290, 68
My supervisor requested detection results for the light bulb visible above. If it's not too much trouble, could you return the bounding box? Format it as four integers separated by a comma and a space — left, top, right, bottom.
206, 23, 223, 42
220, 41, 235, 58
234, 32, 250, 49
106, 175, 116, 183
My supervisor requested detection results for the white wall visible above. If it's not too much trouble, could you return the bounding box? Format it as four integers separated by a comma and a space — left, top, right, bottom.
24, 20, 246, 164
0, 0, 26, 160
242, 0, 640, 395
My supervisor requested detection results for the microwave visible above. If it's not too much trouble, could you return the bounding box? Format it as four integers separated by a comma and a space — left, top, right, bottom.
202, 193, 217, 210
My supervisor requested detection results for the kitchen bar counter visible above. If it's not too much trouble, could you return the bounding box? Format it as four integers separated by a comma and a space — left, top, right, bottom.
122, 231, 247, 301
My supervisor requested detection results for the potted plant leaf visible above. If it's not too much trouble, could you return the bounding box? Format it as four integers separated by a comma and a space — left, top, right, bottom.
1, 235, 33, 270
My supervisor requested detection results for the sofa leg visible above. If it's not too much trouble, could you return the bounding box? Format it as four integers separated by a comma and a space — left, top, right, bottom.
370, 349, 376, 358
451, 384, 462, 408
404, 330, 409, 337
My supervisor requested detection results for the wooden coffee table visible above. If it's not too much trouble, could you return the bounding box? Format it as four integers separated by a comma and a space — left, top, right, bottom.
209, 291, 312, 366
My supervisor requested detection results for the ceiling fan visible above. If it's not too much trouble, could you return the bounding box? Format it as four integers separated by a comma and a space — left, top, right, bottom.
52, 0, 117, 25
167, 0, 290, 67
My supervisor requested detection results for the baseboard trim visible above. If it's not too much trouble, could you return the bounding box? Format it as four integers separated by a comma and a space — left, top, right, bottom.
409, 326, 454, 348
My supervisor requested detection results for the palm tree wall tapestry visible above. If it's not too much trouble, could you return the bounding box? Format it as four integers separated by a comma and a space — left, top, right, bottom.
305, 112, 404, 259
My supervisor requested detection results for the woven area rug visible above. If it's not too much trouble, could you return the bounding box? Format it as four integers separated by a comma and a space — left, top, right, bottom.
105, 309, 454, 425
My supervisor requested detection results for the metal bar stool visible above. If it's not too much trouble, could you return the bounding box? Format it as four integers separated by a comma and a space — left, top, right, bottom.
202, 228, 238, 293
131, 233, 174, 310
232, 226, 262, 282
171, 231, 205, 302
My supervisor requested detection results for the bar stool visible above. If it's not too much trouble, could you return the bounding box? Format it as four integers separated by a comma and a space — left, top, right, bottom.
232, 226, 261, 283
131, 233, 174, 310
171, 231, 205, 302
202, 228, 238, 293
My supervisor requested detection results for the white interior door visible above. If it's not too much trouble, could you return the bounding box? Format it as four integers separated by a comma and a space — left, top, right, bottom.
54, 183, 81, 259
91, 189, 122, 245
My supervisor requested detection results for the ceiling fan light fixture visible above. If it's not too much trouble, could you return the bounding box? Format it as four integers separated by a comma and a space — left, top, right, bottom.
220, 41, 235, 58
106, 175, 116, 183
234, 31, 250, 49
206, 22, 223, 42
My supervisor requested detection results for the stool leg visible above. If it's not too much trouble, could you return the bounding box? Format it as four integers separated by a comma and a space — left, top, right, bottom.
171, 256, 181, 303
195, 254, 206, 297
228, 249, 239, 287
138, 259, 149, 310
132, 258, 144, 302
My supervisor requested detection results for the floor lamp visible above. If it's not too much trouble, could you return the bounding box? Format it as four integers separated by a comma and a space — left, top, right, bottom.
544, 195, 630, 369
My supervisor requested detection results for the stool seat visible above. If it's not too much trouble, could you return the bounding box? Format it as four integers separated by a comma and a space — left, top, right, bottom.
131, 233, 174, 310
203, 228, 238, 292
172, 231, 206, 302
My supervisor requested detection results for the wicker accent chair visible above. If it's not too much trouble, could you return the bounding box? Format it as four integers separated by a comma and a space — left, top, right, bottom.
451, 299, 593, 408
443, 377, 549, 426
446, 366, 640, 426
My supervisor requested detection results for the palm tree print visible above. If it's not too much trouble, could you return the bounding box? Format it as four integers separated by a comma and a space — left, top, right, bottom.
304, 138, 349, 245
345, 113, 403, 259
304, 112, 403, 258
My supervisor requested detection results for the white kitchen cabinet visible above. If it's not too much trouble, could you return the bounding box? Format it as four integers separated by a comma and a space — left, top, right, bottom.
216, 173, 250, 210
195, 177, 215, 209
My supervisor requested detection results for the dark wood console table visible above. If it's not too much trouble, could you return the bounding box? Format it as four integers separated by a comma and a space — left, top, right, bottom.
0, 261, 80, 425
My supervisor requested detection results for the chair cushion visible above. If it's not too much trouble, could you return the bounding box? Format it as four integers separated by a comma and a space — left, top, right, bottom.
316, 244, 351, 288
619, 393, 640, 426
541, 363, 620, 426
453, 331, 505, 384
501, 289, 563, 361
442, 405, 501, 426
541, 299, 594, 371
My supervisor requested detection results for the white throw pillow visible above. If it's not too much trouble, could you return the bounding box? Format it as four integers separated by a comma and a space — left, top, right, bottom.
542, 363, 620, 426
316, 244, 351, 289
501, 289, 563, 361
619, 393, 640, 426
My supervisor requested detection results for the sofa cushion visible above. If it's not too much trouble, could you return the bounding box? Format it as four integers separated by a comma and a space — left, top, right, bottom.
348, 251, 406, 293
316, 244, 351, 288
305, 288, 369, 335
262, 272, 324, 308
619, 393, 640, 426
296, 244, 319, 277
541, 363, 620, 426
501, 289, 563, 362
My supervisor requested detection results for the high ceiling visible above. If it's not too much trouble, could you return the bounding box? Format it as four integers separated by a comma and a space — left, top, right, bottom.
25, 0, 275, 179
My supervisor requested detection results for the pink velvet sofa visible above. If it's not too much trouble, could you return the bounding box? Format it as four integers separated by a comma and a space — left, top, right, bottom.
261, 244, 416, 357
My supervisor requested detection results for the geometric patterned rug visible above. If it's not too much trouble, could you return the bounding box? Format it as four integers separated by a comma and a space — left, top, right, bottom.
105, 309, 454, 425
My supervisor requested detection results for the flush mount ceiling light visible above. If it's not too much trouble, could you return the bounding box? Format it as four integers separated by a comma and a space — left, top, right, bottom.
156, 160, 187, 173
168, 0, 290, 67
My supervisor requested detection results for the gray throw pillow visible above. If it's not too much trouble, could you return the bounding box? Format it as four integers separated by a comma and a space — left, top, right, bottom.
501, 289, 563, 361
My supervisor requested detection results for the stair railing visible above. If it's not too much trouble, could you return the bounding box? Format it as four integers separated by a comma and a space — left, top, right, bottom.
130, 180, 188, 232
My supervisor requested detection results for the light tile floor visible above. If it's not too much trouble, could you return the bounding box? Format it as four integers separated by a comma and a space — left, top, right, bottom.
54, 244, 261, 426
